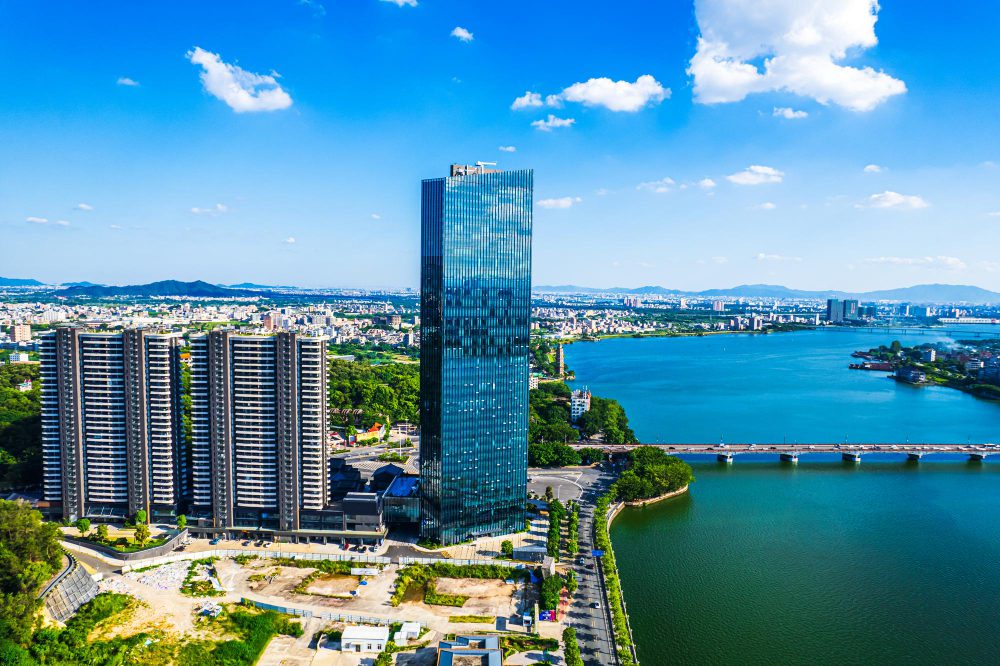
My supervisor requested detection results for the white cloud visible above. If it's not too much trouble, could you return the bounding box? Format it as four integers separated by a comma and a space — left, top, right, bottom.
370, 213, 382, 220
864, 256, 966, 270
697, 178, 717, 189
531, 115, 575, 131
773, 106, 807, 119
191, 203, 229, 216
537, 196, 582, 209
595, 188, 610, 196
757, 201, 777, 210
299, 0, 326, 16
450, 27, 473, 42
26, 216, 69, 227
688, 0, 906, 112
117, 77, 140, 87
858, 191, 929, 210
727, 165, 784, 185
636, 177, 676, 193
109, 224, 124, 230
756, 252, 801, 262
511, 91, 543, 110
187, 47, 292, 113
498, 145, 516, 153
553, 75, 669, 112
284, 236, 297, 244
381, 0, 416, 5
75, 203, 94, 211
980, 261, 1000, 272
863, 163, 884, 173
988, 211, 1000, 218
711, 256, 729, 264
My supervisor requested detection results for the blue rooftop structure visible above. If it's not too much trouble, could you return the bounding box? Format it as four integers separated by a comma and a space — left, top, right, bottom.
384, 475, 420, 498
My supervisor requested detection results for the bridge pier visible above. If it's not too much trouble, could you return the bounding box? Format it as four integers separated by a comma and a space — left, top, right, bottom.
717, 452, 734, 464
842, 451, 862, 464
779, 452, 798, 464
906, 451, 924, 462
969, 452, 988, 462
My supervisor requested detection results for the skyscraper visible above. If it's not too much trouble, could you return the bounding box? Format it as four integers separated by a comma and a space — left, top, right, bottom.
826, 299, 843, 323
40, 328, 185, 522
419, 163, 533, 544
188, 330, 329, 533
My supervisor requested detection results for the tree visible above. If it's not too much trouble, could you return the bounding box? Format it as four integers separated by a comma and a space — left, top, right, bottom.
134, 509, 147, 525
133, 523, 150, 547
500, 540, 514, 558
544, 486, 554, 502
95, 524, 109, 543
565, 569, 578, 594
74, 518, 91, 537
176, 514, 187, 530
0, 499, 63, 644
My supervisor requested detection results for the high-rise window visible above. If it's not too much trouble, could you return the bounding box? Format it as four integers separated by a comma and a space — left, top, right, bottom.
419, 164, 532, 544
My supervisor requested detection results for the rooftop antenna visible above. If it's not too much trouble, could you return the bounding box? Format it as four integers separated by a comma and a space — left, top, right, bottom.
476, 161, 497, 168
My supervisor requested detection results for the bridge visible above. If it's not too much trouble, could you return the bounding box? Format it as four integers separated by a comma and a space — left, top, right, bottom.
572, 442, 999, 464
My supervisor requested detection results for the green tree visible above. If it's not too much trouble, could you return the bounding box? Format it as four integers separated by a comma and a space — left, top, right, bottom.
95, 524, 109, 543
176, 514, 187, 530
74, 518, 90, 537
0, 499, 63, 644
134, 509, 147, 525
500, 540, 514, 558
133, 523, 150, 547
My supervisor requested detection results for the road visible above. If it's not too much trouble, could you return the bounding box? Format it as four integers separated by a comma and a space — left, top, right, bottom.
532, 466, 621, 666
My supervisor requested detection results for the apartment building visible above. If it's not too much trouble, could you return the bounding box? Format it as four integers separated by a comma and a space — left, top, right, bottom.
40, 328, 185, 522
189, 330, 354, 538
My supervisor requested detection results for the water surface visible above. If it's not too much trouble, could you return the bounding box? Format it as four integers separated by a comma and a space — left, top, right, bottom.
611, 462, 1000, 665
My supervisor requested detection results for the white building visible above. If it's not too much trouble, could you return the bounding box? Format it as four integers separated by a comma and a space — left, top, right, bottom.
340, 625, 390, 653
571, 388, 591, 421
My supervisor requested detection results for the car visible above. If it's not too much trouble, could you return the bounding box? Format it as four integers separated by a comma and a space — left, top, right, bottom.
576, 557, 586, 565
209, 538, 220, 545
591, 602, 601, 609
263, 542, 271, 548
242, 540, 250, 546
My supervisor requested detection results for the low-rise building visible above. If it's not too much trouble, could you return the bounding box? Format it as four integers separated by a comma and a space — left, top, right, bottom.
897, 367, 927, 384
436, 635, 503, 666
340, 625, 389, 653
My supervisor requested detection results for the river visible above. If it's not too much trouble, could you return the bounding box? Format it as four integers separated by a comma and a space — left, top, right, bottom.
565, 328, 1000, 443
564, 329, 1000, 664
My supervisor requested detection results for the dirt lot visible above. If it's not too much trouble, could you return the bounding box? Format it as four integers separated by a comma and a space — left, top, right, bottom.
305, 573, 358, 596
417, 577, 520, 617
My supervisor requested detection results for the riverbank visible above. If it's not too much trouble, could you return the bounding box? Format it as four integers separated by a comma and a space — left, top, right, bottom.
594, 483, 691, 666
557, 324, 814, 347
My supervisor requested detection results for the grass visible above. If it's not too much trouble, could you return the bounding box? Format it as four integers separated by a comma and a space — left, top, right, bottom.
424, 579, 468, 607
181, 558, 224, 597
448, 615, 495, 623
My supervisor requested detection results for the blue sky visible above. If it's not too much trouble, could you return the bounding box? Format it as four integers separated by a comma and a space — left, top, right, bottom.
2, 0, 999, 291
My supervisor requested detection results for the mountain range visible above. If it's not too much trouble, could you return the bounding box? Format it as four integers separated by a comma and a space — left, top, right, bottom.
533, 283, 1000, 303
56, 280, 261, 298
5, 277, 1000, 303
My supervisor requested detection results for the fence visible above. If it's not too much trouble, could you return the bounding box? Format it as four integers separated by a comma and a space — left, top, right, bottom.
240, 598, 421, 627
397, 556, 525, 568
89, 546, 390, 572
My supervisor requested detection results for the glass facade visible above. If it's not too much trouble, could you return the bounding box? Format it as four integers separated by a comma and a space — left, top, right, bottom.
420, 166, 533, 544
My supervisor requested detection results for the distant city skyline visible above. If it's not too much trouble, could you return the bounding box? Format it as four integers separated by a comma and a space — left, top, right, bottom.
4, 1, 1000, 290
